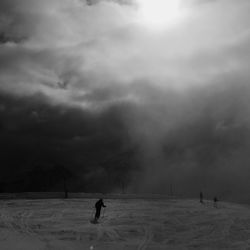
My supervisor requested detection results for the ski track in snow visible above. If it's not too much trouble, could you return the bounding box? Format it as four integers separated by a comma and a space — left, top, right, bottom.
137, 227, 153, 250
0, 199, 250, 249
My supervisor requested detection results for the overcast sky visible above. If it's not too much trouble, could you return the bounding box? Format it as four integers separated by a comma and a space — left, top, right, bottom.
0, 0, 250, 200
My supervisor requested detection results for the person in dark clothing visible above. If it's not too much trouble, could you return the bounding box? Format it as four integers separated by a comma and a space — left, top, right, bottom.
213, 196, 218, 208
200, 192, 204, 204
95, 198, 106, 221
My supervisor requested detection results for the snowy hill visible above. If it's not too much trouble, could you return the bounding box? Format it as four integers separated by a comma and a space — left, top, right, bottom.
0, 198, 250, 249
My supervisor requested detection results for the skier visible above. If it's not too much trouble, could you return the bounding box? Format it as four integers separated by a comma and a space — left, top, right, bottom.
200, 192, 204, 204
94, 198, 106, 221
213, 196, 218, 208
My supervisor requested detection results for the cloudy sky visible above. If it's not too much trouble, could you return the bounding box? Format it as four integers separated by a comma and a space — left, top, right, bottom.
0, 0, 250, 201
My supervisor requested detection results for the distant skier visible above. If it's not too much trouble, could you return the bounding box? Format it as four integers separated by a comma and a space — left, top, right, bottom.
213, 196, 218, 208
94, 198, 106, 221
200, 192, 204, 204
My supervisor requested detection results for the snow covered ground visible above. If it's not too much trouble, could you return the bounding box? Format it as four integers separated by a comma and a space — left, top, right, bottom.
0, 198, 250, 249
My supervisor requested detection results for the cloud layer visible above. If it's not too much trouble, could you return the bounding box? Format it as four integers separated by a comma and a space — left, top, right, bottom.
0, 0, 250, 201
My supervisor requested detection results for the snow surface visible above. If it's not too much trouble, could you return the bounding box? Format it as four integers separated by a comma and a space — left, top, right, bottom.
0, 198, 250, 249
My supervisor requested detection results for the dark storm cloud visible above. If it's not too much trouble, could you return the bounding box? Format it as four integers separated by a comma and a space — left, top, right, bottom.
0, 92, 138, 192
0, 0, 250, 201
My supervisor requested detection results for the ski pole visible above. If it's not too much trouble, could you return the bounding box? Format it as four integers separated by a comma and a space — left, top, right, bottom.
102, 207, 106, 218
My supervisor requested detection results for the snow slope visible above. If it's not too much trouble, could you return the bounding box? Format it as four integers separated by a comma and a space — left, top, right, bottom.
0, 198, 250, 249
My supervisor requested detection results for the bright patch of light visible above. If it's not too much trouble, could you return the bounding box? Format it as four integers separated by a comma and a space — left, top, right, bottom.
137, 0, 181, 29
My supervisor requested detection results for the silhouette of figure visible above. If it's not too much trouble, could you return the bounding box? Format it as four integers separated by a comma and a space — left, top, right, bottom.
95, 198, 106, 221
213, 196, 218, 208
200, 192, 204, 203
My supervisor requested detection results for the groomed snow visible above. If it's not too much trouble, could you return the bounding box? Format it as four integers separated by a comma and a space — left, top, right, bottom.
0, 198, 250, 249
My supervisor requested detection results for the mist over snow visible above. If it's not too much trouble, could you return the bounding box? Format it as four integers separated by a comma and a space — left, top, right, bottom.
0, 0, 250, 202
